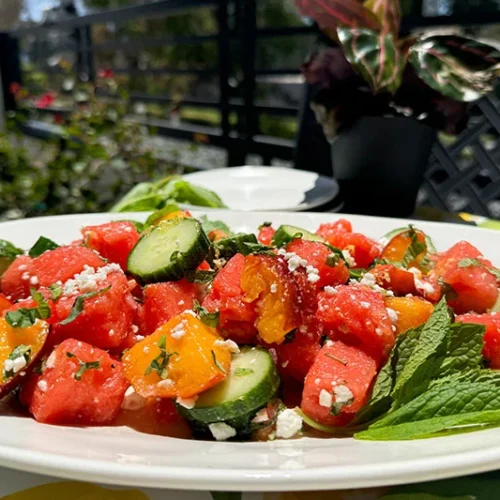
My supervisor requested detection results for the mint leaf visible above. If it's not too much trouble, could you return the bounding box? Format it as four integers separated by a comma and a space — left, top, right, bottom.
356, 410, 500, 441
458, 258, 500, 280
391, 298, 451, 408
211, 350, 226, 374
353, 326, 423, 425
3, 344, 32, 380
60, 286, 111, 325
144, 335, 177, 379
400, 226, 427, 268
200, 216, 231, 236
185, 269, 217, 285
48, 283, 63, 301
5, 288, 52, 328
440, 322, 485, 377
193, 300, 220, 328
28, 236, 59, 258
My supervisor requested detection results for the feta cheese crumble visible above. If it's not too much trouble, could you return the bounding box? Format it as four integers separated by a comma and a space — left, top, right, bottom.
276, 409, 303, 439
209, 422, 237, 441
37, 380, 48, 392
176, 396, 197, 409
354, 272, 394, 296
4, 356, 27, 375
121, 386, 147, 411
306, 265, 320, 283
171, 320, 187, 339
214, 339, 240, 353
360, 301, 370, 309
319, 389, 333, 408
45, 352, 57, 369
324, 286, 338, 295
386, 308, 399, 324
342, 249, 356, 267
270, 283, 278, 293
334, 385, 354, 405
29, 276, 39, 286
63, 263, 122, 296
278, 249, 308, 273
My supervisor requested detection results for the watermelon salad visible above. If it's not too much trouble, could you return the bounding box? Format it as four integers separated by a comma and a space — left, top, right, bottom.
1, 209, 500, 442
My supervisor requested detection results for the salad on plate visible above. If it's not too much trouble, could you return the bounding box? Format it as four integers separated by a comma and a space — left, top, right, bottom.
0, 207, 499, 442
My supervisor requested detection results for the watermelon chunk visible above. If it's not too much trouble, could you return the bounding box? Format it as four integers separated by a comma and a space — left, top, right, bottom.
286, 239, 349, 290
29, 339, 128, 425
203, 253, 258, 344
142, 280, 198, 335
301, 340, 377, 427
82, 221, 140, 271
317, 285, 395, 365
51, 271, 137, 349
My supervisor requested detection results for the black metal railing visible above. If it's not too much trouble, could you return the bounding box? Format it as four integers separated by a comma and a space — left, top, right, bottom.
3, 0, 500, 176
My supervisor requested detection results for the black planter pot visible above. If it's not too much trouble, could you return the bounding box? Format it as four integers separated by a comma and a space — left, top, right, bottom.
331, 116, 437, 218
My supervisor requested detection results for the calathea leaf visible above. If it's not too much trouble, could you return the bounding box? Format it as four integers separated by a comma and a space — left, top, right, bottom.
337, 27, 406, 94
294, 0, 380, 33
409, 35, 500, 102
363, 0, 401, 37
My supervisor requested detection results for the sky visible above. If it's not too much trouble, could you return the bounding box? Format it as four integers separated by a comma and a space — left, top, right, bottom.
23, 0, 88, 22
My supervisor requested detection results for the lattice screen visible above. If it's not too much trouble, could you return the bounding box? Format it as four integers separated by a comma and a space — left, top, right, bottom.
419, 93, 500, 219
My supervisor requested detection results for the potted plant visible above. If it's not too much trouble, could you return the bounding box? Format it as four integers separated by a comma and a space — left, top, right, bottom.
294, 0, 500, 217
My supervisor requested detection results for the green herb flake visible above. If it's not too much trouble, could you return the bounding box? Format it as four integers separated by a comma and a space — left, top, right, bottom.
144, 335, 177, 380
400, 226, 427, 268
48, 283, 63, 301
193, 300, 220, 328
258, 221, 273, 229
325, 353, 348, 365
60, 285, 111, 326
66, 352, 101, 381
242, 242, 276, 256
235, 367, 254, 377
459, 258, 500, 280
185, 269, 217, 285
3, 344, 32, 380
5, 288, 52, 328
211, 350, 227, 374
28, 236, 59, 258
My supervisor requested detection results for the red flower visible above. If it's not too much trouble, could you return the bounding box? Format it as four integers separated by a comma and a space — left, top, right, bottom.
53, 113, 64, 125
9, 83, 21, 96
35, 93, 55, 109
98, 68, 114, 79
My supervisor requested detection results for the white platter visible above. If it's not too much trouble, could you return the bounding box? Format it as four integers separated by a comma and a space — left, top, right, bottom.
0, 211, 499, 492
182, 166, 338, 211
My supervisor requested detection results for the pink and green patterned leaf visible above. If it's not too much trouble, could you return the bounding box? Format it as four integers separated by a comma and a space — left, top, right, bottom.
295, 0, 380, 33
363, 0, 401, 36
409, 36, 500, 102
337, 27, 406, 94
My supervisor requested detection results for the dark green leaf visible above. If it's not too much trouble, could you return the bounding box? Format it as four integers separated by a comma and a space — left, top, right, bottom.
60, 285, 111, 326
242, 242, 275, 256
0, 239, 23, 259
409, 36, 500, 102
28, 236, 59, 258
185, 270, 217, 285
160, 179, 227, 208
193, 300, 220, 328
258, 222, 272, 229
5, 288, 52, 328
30, 288, 51, 320
325, 247, 345, 267
440, 322, 485, 377
338, 27, 406, 94
349, 268, 367, 281
391, 299, 451, 408
109, 182, 155, 212
211, 350, 227, 374
48, 283, 63, 301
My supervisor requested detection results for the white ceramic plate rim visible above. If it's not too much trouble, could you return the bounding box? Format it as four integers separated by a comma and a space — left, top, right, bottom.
182, 167, 339, 212
0, 211, 500, 492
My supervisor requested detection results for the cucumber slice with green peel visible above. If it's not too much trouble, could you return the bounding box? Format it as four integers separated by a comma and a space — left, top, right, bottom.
272, 225, 324, 248
380, 227, 436, 252
178, 346, 280, 428
127, 218, 210, 284
207, 233, 259, 264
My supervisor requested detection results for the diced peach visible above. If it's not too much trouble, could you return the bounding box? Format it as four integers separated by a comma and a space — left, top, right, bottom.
122, 312, 231, 399
385, 296, 434, 335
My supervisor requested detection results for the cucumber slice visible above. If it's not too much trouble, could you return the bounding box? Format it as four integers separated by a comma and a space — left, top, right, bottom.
380, 227, 436, 253
272, 225, 324, 247
207, 233, 259, 264
178, 346, 279, 428
127, 218, 209, 284
298, 409, 354, 436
